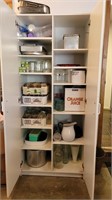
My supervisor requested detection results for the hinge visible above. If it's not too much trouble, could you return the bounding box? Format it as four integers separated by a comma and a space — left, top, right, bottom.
20, 160, 23, 169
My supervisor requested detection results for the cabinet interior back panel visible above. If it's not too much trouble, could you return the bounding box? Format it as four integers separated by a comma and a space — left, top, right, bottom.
17, 15, 52, 27
54, 54, 86, 66
54, 27, 87, 49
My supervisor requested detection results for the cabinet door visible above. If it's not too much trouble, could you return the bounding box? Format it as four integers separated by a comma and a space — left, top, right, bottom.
83, 0, 106, 199
0, 1, 22, 197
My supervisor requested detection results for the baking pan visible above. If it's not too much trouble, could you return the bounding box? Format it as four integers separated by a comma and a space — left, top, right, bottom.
19, 45, 47, 55
18, 0, 50, 14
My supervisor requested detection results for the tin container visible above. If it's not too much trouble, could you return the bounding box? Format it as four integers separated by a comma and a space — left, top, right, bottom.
63, 34, 79, 49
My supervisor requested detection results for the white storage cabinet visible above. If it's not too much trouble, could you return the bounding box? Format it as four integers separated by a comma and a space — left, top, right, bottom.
0, 0, 106, 199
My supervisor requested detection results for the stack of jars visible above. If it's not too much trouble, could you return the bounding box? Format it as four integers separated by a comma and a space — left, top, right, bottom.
19, 60, 51, 73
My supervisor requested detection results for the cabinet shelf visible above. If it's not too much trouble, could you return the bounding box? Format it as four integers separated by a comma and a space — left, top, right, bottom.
18, 55, 52, 58
22, 161, 52, 174
53, 137, 85, 145
54, 49, 88, 55
21, 139, 51, 151
53, 160, 83, 175
19, 72, 52, 75
53, 110, 85, 115
53, 83, 86, 86
18, 37, 52, 44
20, 101, 52, 107
54, 66, 87, 70
21, 124, 52, 129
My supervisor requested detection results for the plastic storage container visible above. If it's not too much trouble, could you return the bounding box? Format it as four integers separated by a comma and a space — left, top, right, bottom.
63, 34, 79, 49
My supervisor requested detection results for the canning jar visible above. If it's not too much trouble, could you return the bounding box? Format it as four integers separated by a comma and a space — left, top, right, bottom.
54, 69, 68, 83
35, 61, 43, 72
43, 60, 51, 72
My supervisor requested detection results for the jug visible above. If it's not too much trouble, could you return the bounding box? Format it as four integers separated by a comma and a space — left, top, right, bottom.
58, 121, 77, 142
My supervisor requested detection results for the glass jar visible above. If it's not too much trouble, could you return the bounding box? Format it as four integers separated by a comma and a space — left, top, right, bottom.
54, 98, 64, 111
29, 61, 36, 72
54, 69, 68, 83
35, 61, 43, 72
54, 145, 63, 169
43, 60, 51, 72
63, 145, 69, 164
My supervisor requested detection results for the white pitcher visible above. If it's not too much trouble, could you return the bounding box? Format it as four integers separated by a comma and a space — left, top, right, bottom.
59, 122, 77, 142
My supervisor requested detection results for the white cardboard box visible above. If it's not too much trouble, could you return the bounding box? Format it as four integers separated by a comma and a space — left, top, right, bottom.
65, 88, 86, 111
22, 95, 48, 105
71, 70, 85, 84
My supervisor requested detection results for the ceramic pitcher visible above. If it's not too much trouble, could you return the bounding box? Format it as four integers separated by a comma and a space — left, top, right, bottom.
59, 121, 77, 142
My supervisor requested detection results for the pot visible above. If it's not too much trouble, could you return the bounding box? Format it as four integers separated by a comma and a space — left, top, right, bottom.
26, 150, 46, 168
58, 121, 77, 142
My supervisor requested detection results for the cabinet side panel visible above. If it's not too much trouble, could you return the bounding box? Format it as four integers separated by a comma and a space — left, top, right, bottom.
83, 0, 106, 199
0, 0, 22, 197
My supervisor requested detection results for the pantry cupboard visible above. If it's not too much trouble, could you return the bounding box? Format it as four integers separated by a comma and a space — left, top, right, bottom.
0, 0, 106, 199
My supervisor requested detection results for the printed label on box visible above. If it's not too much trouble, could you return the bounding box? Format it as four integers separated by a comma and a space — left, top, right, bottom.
65, 88, 86, 111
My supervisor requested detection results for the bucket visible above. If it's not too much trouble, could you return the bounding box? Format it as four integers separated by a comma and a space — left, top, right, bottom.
26, 150, 46, 168
96, 147, 105, 174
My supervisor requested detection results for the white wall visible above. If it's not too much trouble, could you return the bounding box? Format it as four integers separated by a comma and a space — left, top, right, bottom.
104, 21, 112, 109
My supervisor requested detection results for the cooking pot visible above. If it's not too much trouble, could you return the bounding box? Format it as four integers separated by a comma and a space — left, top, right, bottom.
26, 150, 46, 168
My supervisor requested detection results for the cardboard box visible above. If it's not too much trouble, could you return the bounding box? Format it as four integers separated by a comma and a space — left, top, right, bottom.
71, 70, 85, 84
65, 88, 86, 111
22, 95, 48, 105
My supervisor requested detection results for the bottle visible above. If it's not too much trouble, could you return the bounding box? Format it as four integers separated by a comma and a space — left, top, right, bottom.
63, 145, 69, 164
54, 145, 63, 169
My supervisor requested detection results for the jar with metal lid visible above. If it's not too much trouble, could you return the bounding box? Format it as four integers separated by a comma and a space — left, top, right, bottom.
43, 60, 51, 72
35, 61, 43, 72
29, 61, 36, 72
54, 69, 68, 83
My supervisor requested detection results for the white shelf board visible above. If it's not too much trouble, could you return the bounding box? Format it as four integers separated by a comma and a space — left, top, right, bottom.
20, 101, 52, 107
54, 66, 87, 69
19, 72, 52, 75
53, 160, 83, 174
54, 49, 88, 54
18, 37, 52, 43
53, 83, 86, 86
18, 55, 52, 58
22, 160, 83, 175
21, 140, 51, 150
53, 110, 85, 115
53, 137, 85, 145
22, 161, 52, 173
21, 124, 52, 129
